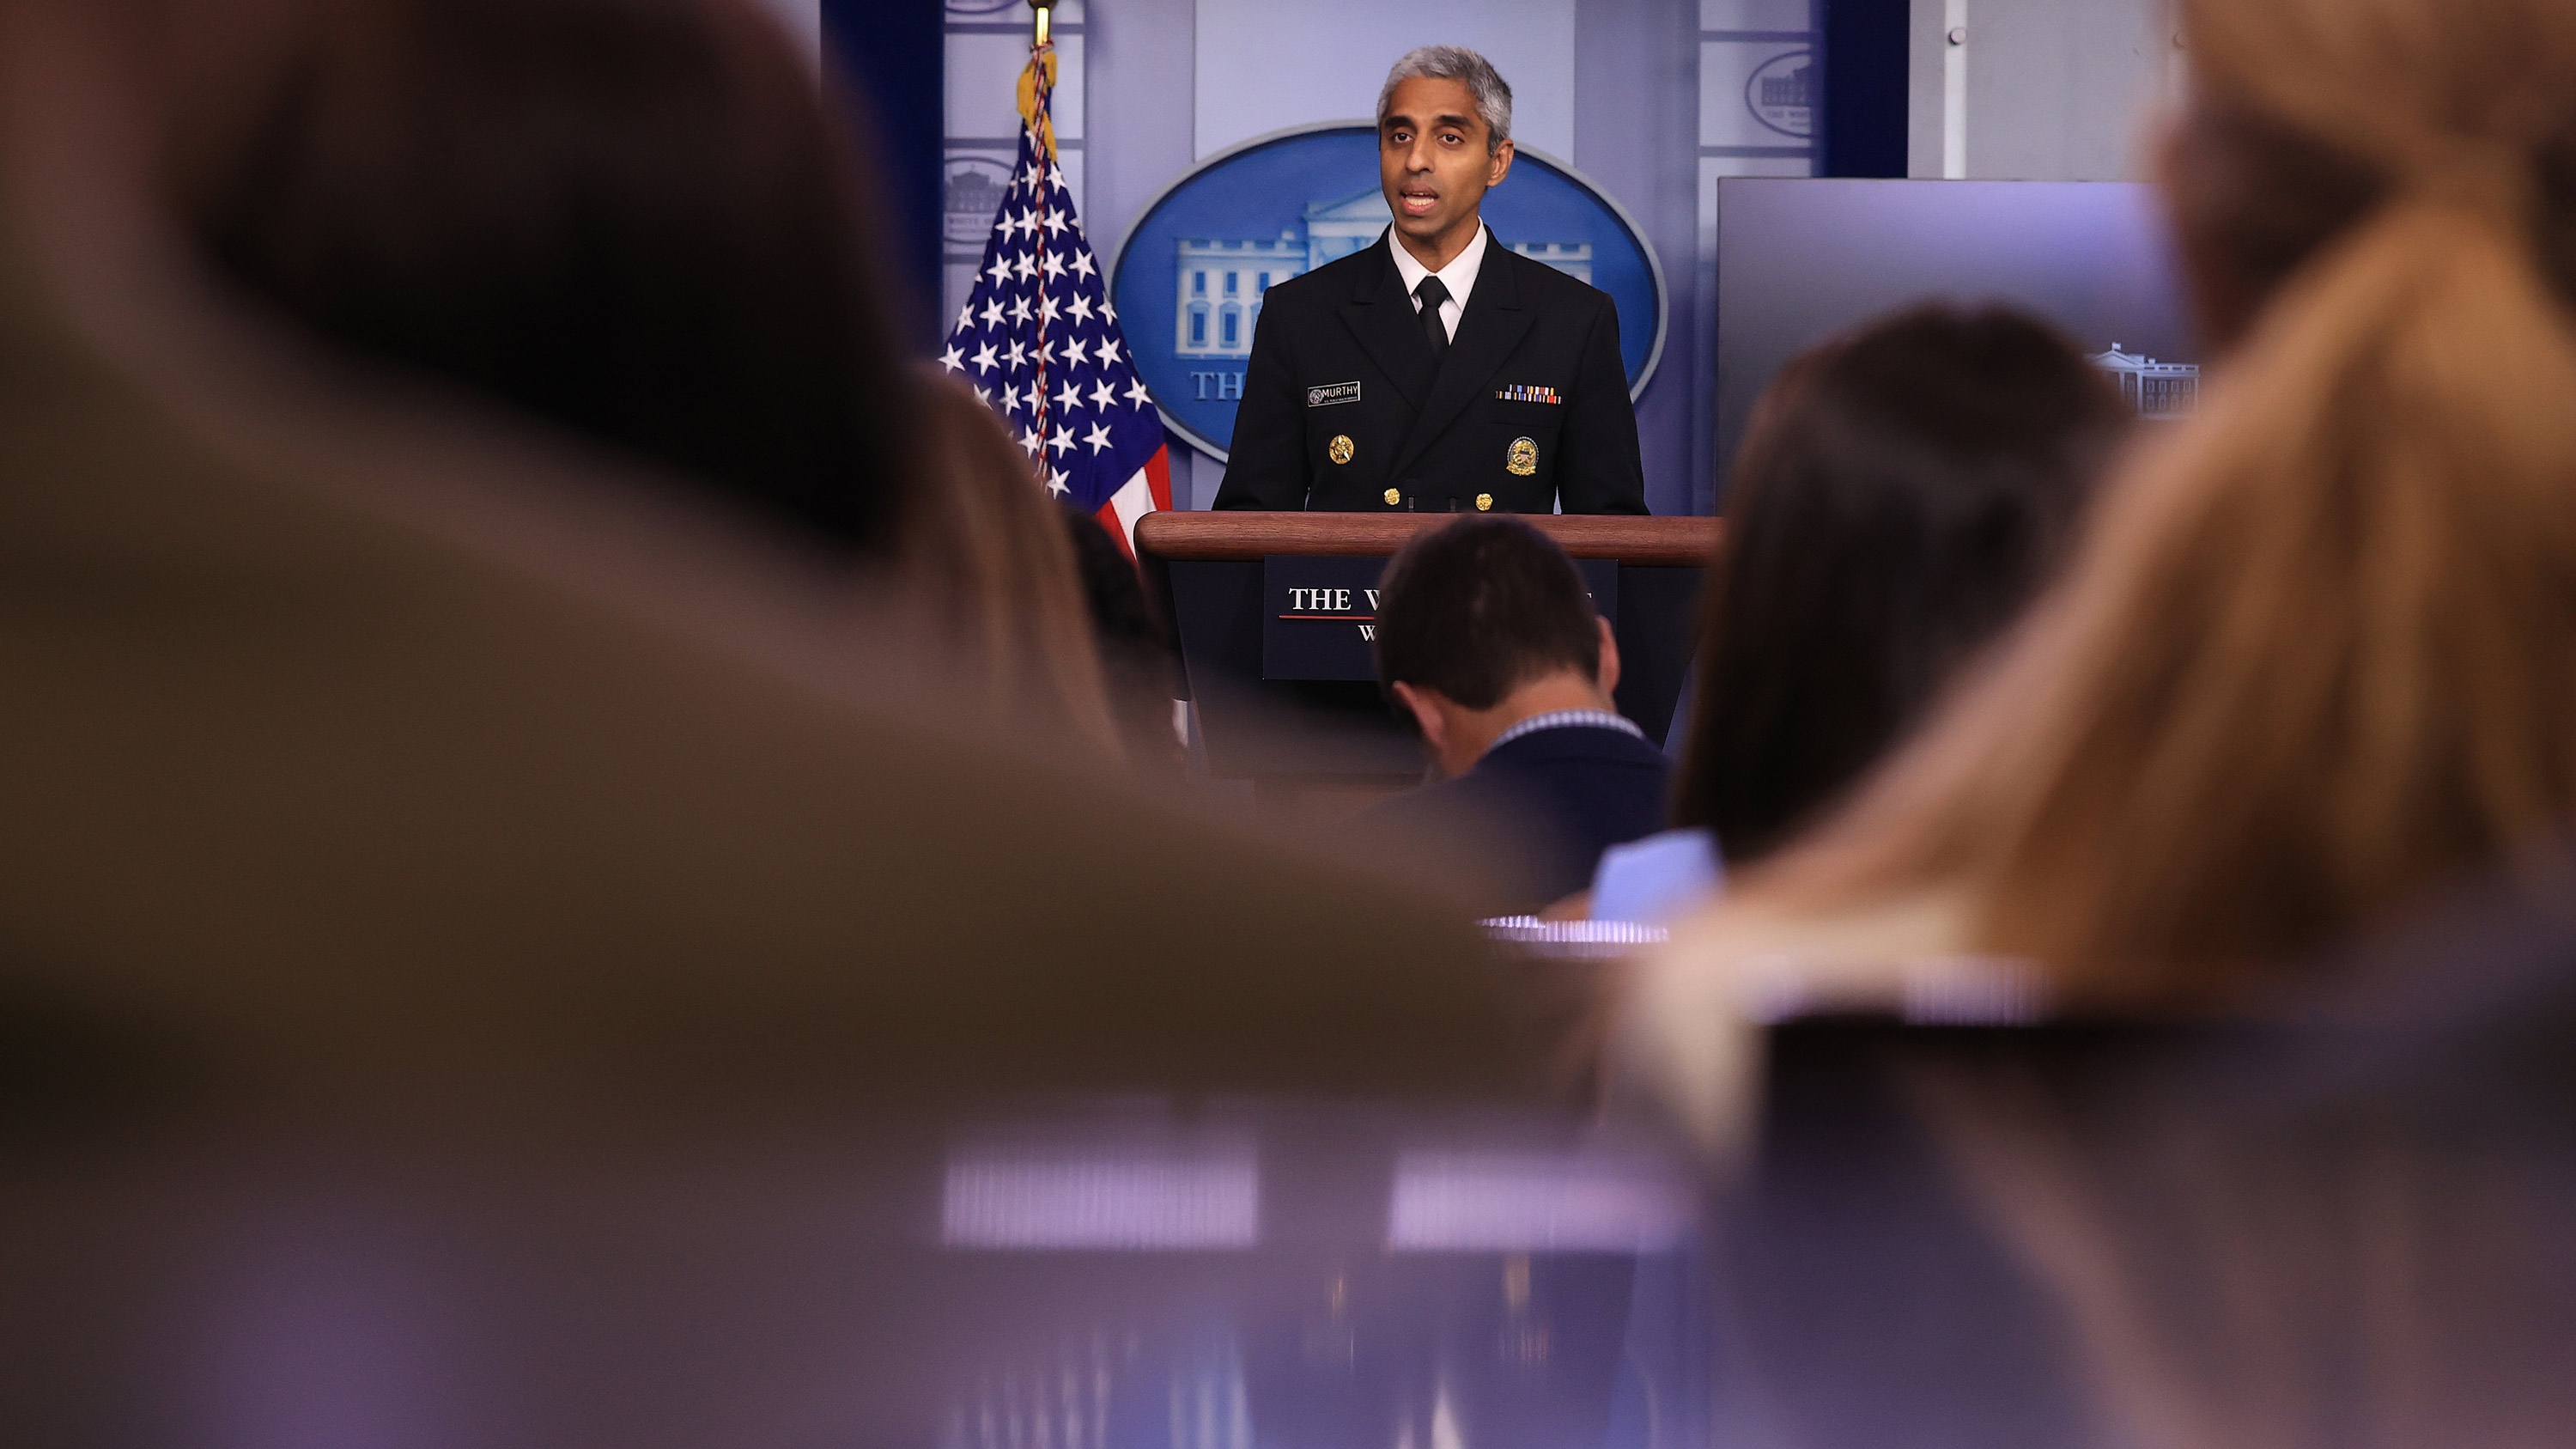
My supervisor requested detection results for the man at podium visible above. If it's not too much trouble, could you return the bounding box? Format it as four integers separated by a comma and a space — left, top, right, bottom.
1213, 46, 1648, 516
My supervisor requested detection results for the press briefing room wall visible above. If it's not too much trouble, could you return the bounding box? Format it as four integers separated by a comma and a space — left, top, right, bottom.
708, 0, 2176, 515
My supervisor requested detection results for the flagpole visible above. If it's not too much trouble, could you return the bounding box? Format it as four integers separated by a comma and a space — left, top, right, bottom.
1025, 0, 1056, 479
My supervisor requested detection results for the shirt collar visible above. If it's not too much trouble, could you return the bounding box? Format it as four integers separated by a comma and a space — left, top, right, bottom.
1488, 709, 1646, 752
1385, 222, 1490, 307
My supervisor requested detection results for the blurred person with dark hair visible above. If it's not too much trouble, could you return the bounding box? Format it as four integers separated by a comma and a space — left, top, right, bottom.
0, 1, 1564, 1440
896, 368, 1121, 757
155, 0, 909, 551
1616, 0, 2576, 1159
1359, 516, 1668, 915
155, 0, 1149, 764
1060, 506, 1187, 774
1586, 305, 2123, 924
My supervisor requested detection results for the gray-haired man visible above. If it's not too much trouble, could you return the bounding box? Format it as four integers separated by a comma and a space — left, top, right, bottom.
1214, 46, 1646, 515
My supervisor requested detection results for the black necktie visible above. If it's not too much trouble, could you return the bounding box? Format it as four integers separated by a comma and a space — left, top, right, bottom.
1413, 276, 1451, 362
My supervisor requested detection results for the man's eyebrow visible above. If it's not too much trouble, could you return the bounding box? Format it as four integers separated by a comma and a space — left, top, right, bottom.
1380, 112, 1481, 132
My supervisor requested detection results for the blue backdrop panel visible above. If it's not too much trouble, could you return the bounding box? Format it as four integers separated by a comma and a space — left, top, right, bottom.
826, 0, 945, 349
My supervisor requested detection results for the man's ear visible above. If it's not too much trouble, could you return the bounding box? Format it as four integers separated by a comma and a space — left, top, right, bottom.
1595, 617, 1622, 697
1390, 680, 1449, 754
1487, 137, 1515, 187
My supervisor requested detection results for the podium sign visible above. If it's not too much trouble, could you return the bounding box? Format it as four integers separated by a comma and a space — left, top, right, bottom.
1262, 555, 1621, 681
1138, 513, 1714, 796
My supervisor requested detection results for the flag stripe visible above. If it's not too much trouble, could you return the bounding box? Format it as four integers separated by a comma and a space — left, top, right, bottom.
1101, 462, 1162, 557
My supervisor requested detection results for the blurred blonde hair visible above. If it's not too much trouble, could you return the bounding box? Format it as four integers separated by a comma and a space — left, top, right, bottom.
1740, 0, 2576, 1005
896, 368, 1121, 758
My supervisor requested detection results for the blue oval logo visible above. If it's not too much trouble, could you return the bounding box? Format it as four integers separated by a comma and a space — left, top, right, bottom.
1110, 124, 1668, 461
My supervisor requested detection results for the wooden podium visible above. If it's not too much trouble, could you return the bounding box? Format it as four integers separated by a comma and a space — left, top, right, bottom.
1136, 512, 1719, 806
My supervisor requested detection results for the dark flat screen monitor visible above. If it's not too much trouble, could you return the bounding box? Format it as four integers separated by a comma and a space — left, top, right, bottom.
1712, 179, 2199, 508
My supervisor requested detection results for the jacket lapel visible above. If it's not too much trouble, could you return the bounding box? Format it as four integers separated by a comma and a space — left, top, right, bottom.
1390, 237, 1534, 482
1335, 234, 1437, 412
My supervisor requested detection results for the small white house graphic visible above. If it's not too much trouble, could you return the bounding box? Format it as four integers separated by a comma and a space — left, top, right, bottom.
1175, 186, 1592, 360
2088, 344, 2200, 420
1761, 60, 1815, 111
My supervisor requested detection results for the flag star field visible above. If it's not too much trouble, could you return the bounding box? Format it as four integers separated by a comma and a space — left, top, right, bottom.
939, 108, 1170, 548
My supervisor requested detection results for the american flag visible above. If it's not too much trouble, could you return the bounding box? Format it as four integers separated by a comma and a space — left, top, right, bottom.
937, 46, 1170, 553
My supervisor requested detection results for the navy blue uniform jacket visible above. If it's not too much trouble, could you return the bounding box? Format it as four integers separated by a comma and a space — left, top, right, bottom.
1361, 723, 1672, 914
1213, 229, 1648, 516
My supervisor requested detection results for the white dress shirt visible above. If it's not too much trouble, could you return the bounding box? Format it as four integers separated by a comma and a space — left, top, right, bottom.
1488, 708, 1647, 752
1385, 222, 1490, 344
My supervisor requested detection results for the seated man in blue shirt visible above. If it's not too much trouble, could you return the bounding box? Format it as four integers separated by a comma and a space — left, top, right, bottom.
1358, 515, 1672, 916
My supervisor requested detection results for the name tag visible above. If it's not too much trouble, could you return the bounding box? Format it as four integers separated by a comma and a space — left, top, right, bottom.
1494, 385, 1562, 405
1307, 381, 1362, 407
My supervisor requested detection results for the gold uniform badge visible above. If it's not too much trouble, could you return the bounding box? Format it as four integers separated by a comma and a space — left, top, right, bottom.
1327, 434, 1355, 466
1475, 494, 1493, 511
1506, 436, 1538, 476
1384, 488, 1401, 506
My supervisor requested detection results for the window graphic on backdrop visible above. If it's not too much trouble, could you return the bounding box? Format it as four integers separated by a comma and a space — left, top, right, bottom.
1112, 124, 1664, 461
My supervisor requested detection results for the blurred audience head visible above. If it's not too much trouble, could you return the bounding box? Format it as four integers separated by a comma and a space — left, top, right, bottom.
151, 0, 908, 550
1708, 851, 2576, 1449
898, 368, 1121, 757
2154, 0, 2576, 355
1704, 0, 2576, 1008
1674, 304, 2123, 865
1375, 516, 1617, 780
1923, 852, 2576, 1449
